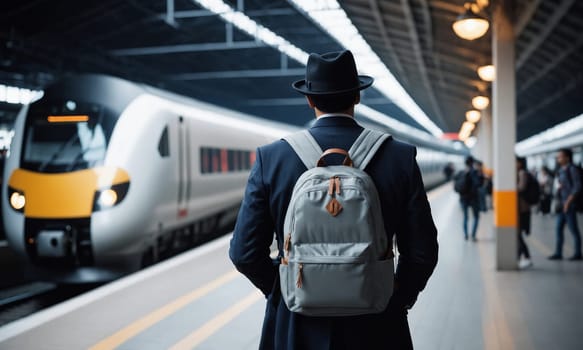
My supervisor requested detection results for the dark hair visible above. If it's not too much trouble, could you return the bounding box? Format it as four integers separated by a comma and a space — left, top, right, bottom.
558, 148, 573, 162
465, 156, 474, 167
516, 156, 527, 169
309, 91, 359, 113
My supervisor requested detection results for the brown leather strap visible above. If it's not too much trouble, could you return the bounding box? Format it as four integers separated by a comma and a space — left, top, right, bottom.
317, 148, 353, 167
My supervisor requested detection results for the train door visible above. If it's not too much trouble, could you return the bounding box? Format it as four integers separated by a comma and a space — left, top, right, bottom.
177, 116, 191, 219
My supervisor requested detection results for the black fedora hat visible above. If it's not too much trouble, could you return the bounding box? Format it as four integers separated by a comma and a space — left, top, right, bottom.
292, 50, 373, 95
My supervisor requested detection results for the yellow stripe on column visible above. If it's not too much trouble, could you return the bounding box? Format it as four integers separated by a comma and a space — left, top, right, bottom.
493, 190, 517, 227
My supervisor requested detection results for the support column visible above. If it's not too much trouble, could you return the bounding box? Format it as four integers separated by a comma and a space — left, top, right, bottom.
474, 109, 492, 170
482, 109, 493, 169
492, 0, 517, 270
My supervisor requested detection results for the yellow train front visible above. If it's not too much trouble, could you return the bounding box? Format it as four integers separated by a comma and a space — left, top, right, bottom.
1, 75, 283, 282
2, 76, 142, 282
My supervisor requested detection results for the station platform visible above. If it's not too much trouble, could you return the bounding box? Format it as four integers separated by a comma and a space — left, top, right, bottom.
0, 183, 581, 349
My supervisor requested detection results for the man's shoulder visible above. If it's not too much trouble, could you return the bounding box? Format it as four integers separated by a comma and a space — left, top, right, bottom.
256, 138, 297, 163
379, 136, 415, 159
259, 138, 288, 152
389, 137, 414, 150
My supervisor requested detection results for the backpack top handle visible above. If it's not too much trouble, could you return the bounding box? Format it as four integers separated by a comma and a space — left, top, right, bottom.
317, 148, 353, 167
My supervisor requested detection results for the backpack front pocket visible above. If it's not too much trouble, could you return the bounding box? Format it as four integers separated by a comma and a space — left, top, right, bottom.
280, 256, 394, 315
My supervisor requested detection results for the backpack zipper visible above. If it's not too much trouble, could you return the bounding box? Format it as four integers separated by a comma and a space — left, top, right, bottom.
296, 263, 303, 288
328, 176, 342, 195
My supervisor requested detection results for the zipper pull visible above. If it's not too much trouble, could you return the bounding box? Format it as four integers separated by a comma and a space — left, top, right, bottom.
328, 177, 335, 196
334, 176, 341, 195
296, 263, 303, 288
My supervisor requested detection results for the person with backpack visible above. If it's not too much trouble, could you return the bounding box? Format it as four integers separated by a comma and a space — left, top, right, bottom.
516, 157, 533, 269
548, 148, 582, 261
454, 156, 482, 241
229, 50, 438, 350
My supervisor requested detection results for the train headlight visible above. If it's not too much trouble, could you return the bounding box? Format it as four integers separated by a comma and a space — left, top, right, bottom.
98, 189, 118, 207
93, 182, 130, 212
9, 190, 26, 212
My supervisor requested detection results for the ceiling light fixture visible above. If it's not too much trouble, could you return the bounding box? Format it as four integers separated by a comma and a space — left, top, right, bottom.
458, 121, 476, 141
466, 110, 482, 123
477, 65, 495, 82
471, 96, 490, 110
452, 2, 489, 40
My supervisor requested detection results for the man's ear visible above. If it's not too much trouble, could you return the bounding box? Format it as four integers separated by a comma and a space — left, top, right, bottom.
306, 95, 315, 109
354, 93, 361, 105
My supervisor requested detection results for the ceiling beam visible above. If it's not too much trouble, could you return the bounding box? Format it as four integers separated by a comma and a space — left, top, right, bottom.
418, 0, 447, 89
518, 34, 583, 94
168, 68, 305, 80
425, 68, 487, 91
433, 40, 489, 61
400, 0, 446, 127
433, 52, 478, 71
425, 74, 483, 98
438, 93, 476, 106
517, 70, 583, 122
514, 0, 541, 38
429, 0, 463, 14
516, 0, 576, 69
110, 40, 265, 56
157, 7, 296, 21
368, 0, 409, 86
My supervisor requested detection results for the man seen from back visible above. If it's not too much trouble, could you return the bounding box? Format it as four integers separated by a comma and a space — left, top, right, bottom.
229, 50, 439, 349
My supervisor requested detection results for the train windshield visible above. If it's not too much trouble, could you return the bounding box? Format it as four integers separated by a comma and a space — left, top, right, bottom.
22, 100, 116, 173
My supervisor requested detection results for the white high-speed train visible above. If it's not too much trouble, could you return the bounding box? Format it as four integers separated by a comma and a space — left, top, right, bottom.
2, 74, 465, 283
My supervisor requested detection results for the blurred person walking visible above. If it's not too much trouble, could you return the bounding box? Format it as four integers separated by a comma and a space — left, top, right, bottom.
548, 148, 582, 261
454, 156, 481, 241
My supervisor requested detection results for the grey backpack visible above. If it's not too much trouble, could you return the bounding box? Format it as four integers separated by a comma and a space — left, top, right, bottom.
279, 128, 395, 316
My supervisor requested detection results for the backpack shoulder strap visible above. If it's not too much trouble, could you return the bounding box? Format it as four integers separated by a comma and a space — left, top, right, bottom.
348, 129, 391, 170
283, 130, 323, 170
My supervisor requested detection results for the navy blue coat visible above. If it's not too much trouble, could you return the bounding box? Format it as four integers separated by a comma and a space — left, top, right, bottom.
229, 116, 438, 349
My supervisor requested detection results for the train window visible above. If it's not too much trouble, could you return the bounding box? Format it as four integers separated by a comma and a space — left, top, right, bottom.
220, 149, 228, 173
158, 126, 169, 157
230, 150, 237, 171
199, 147, 255, 174
21, 99, 116, 173
211, 149, 220, 173
23, 117, 107, 172
200, 148, 209, 174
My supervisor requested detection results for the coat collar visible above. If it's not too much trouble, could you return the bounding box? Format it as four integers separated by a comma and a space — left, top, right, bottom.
312, 115, 359, 128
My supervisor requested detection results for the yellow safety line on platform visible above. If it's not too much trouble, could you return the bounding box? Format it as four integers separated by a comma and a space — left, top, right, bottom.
528, 235, 553, 256
477, 238, 515, 350
528, 234, 573, 257
89, 269, 239, 350
169, 290, 263, 350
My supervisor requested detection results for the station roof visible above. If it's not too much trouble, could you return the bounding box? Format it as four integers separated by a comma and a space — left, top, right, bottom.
1, 0, 582, 141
